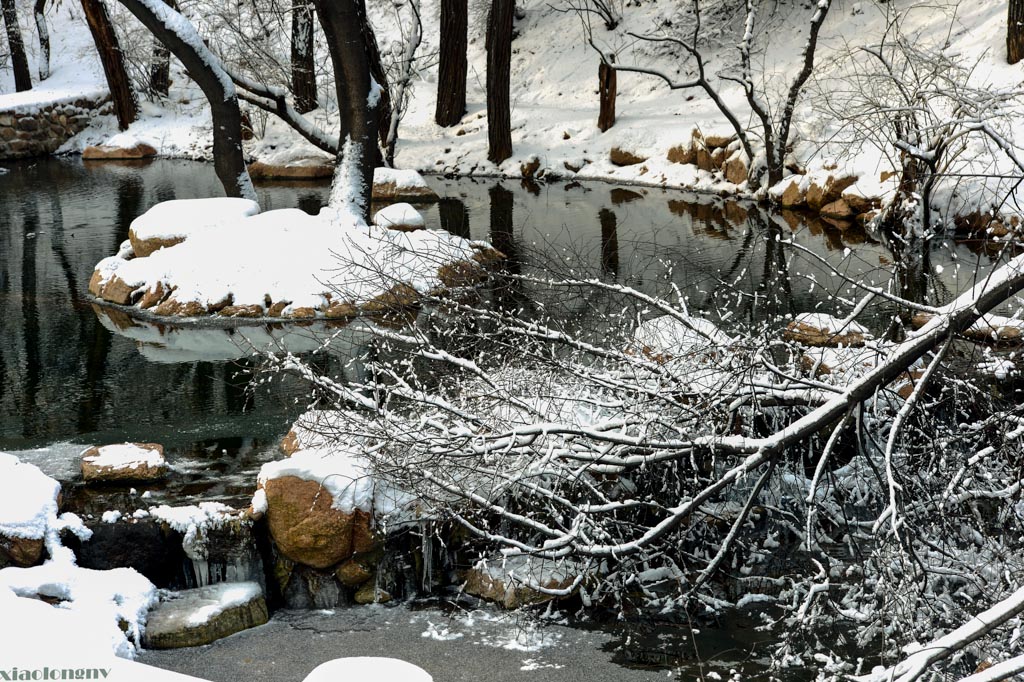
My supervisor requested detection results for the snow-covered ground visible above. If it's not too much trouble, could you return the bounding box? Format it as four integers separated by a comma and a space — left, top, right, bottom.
3, 0, 1022, 218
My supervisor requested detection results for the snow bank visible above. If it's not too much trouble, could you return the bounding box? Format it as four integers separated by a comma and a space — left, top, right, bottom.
0, 452, 62, 541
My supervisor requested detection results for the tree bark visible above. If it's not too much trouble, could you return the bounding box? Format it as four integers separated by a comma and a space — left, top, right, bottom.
435, 0, 467, 127
148, 0, 174, 97
291, 0, 317, 113
115, 0, 255, 201
486, 0, 513, 164
597, 57, 616, 132
1010, 0, 1024, 64
2, 0, 32, 92
311, 0, 381, 222
81, 0, 137, 130
362, 9, 390, 167
34, 0, 49, 81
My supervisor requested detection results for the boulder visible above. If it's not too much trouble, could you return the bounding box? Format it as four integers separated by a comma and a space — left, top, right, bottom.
82, 143, 157, 160
806, 174, 858, 211
373, 203, 425, 232
0, 535, 45, 568
81, 443, 168, 483
262, 476, 378, 569
784, 313, 869, 347
372, 168, 440, 202
129, 233, 185, 259
667, 144, 695, 165
354, 582, 391, 604
841, 193, 881, 215
703, 133, 736, 149
724, 151, 747, 185
437, 260, 487, 289
0, 453, 61, 568
820, 198, 854, 220
609, 147, 647, 166
463, 559, 577, 609
325, 300, 358, 320
142, 582, 269, 649
360, 283, 420, 315
520, 157, 541, 179
218, 304, 266, 318
694, 146, 716, 172
779, 180, 805, 208
91, 272, 139, 305
248, 159, 333, 180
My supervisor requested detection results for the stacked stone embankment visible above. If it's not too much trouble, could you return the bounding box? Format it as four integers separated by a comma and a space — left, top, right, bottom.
0, 93, 110, 160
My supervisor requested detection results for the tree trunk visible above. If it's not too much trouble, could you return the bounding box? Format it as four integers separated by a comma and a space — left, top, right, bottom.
34, 0, 49, 81
115, 0, 255, 201
362, 9, 390, 167
148, 0, 174, 98
597, 58, 616, 132
291, 0, 317, 113
81, 0, 137, 130
2, 0, 32, 92
435, 0, 467, 127
486, 0, 513, 164
1010, 0, 1024, 64
311, 0, 381, 222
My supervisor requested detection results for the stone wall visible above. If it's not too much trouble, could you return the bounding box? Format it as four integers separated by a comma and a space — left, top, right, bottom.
0, 94, 111, 160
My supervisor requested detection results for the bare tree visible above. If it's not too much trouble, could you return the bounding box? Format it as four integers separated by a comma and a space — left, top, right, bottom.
487, 0, 514, 164
115, 0, 255, 200
1010, 0, 1024, 64
2, 0, 32, 91
81, 0, 137, 129
435, 0, 467, 127
147, 0, 174, 98
382, 0, 423, 165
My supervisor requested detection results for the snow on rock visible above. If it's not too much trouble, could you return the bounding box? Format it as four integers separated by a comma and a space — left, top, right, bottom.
0, 562, 157, 658
630, 313, 733, 361
303, 658, 432, 682
90, 203, 499, 320
784, 312, 871, 347
142, 582, 268, 649
127, 197, 261, 258
372, 167, 440, 202
81, 442, 169, 482
373, 202, 426, 231
463, 555, 582, 609
148, 503, 250, 587
0, 452, 62, 546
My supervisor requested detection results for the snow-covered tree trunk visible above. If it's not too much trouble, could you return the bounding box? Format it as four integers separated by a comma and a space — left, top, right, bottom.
2, 0, 32, 91
81, 0, 137, 130
1010, 0, 1024, 64
486, 0, 513, 164
312, 0, 381, 222
115, 0, 256, 201
34, 0, 49, 81
148, 0, 173, 98
290, 0, 317, 113
434, 0, 467, 127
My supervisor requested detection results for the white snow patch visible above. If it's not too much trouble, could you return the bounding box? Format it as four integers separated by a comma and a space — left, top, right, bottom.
373, 202, 425, 230
304, 658, 432, 682
129, 197, 260, 243
82, 443, 166, 471
0, 452, 62, 541
102, 510, 123, 524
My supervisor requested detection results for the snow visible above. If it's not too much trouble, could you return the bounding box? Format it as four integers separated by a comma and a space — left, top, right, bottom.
129, 198, 260, 243
373, 167, 431, 190
632, 314, 733, 356
82, 442, 166, 471
373, 202, 425, 230
148, 502, 237, 544
0, 452, 62, 541
152, 582, 263, 628
792, 312, 869, 336
304, 658, 432, 682
250, 488, 268, 515
102, 510, 123, 524
94, 203, 483, 314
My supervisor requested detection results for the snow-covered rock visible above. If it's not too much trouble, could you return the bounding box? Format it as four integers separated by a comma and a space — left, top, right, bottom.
142, 582, 268, 649
0, 453, 62, 567
463, 556, 581, 609
81, 442, 169, 482
372, 168, 439, 202
303, 658, 432, 682
373, 202, 426, 231
126, 197, 261, 258
784, 313, 871, 347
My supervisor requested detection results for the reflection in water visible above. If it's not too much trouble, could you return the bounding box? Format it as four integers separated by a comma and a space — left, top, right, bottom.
598, 207, 619, 277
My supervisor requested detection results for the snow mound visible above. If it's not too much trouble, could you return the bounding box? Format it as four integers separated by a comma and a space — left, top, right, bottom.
304, 658, 432, 682
82, 443, 166, 471
0, 452, 62, 540
129, 198, 261, 243
373, 202, 426, 230
631, 314, 732, 357
373, 167, 430, 190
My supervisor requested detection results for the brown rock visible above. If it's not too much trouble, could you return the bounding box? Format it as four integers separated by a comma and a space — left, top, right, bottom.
142, 584, 268, 649
82, 143, 157, 160
779, 181, 804, 208
463, 565, 575, 609
361, 283, 420, 315
218, 304, 266, 318
286, 306, 317, 319
336, 560, 373, 587
695, 147, 716, 172
563, 161, 582, 173
248, 160, 333, 180
263, 476, 377, 569
471, 245, 506, 266
520, 157, 540, 179
88, 269, 105, 297
609, 147, 647, 166
880, 170, 897, 183
437, 260, 487, 289
280, 429, 301, 456
784, 320, 866, 347
129, 231, 185, 259
724, 152, 747, 185
325, 300, 358, 319
0, 536, 45, 568
667, 144, 695, 165
710, 147, 727, 169
267, 301, 289, 317
703, 133, 736, 149
372, 182, 440, 203
806, 175, 858, 211
153, 299, 206, 317
354, 582, 391, 604
98, 273, 139, 305
81, 443, 168, 482
138, 281, 169, 309
820, 198, 853, 219
841, 193, 881, 215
